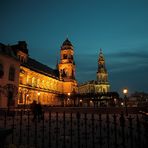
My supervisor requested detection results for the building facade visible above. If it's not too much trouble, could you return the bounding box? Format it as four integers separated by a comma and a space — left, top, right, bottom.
79, 49, 110, 94
18, 38, 78, 106
0, 43, 20, 108
0, 39, 78, 108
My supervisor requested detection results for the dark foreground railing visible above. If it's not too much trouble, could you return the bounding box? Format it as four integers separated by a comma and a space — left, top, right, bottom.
0, 108, 147, 148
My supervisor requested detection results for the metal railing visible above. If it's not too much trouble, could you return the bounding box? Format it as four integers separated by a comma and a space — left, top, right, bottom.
0, 108, 147, 148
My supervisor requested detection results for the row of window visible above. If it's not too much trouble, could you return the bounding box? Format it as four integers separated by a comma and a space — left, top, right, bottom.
0, 63, 15, 81
20, 75, 62, 91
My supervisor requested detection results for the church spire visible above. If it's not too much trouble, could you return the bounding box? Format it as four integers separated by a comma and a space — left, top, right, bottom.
97, 48, 110, 92
98, 48, 106, 72
100, 48, 102, 54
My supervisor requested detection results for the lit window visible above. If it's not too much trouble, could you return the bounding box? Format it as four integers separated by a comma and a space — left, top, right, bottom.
19, 92, 23, 103
32, 77, 37, 87
63, 54, 67, 59
19, 76, 23, 84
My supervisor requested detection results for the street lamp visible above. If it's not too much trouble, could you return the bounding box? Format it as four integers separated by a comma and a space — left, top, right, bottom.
67, 93, 71, 106
23, 93, 28, 110
26, 94, 29, 104
37, 92, 40, 103
90, 100, 93, 107
121, 102, 124, 106
123, 88, 128, 116
79, 99, 82, 107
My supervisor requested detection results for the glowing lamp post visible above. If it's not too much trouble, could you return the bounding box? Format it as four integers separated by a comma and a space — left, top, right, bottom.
67, 93, 71, 106
79, 99, 82, 107
26, 94, 29, 104
24, 93, 29, 111
37, 92, 40, 103
123, 88, 128, 116
121, 102, 124, 106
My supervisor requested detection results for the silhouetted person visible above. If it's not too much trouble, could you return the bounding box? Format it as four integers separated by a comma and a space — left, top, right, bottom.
120, 112, 125, 127
37, 102, 43, 121
31, 100, 37, 121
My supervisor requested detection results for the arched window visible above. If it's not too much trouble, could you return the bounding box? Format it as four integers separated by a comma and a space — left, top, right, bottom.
32, 77, 37, 87
19, 76, 23, 84
0, 63, 4, 78
19, 92, 23, 103
63, 54, 67, 59
9, 66, 15, 81
103, 88, 106, 93
37, 79, 40, 87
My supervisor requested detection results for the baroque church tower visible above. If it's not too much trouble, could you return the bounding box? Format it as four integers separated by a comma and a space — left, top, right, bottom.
97, 49, 110, 92
58, 38, 78, 94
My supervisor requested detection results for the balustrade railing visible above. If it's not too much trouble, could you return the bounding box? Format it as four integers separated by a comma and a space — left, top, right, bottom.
0, 108, 147, 148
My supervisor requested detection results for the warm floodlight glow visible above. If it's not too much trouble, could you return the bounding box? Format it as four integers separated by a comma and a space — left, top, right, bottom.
123, 88, 128, 94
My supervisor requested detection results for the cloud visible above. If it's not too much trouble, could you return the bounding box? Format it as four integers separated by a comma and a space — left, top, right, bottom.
107, 50, 148, 60
106, 49, 148, 73
106, 49, 148, 93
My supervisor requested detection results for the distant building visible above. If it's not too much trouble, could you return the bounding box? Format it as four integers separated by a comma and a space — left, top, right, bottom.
79, 49, 110, 94
0, 39, 78, 108
0, 43, 20, 108
128, 92, 148, 107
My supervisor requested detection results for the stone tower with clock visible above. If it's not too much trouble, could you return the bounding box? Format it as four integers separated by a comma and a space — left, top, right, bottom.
58, 38, 78, 94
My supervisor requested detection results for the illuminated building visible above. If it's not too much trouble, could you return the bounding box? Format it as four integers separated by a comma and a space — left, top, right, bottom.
0, 39, 78, 107
79, 49, 110, 94
19, 38, 78, 106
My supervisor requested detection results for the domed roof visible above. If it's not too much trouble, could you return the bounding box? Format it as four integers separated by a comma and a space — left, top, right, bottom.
62, 38, 73, 46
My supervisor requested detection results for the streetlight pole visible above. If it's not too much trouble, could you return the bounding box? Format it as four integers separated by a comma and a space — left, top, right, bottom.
37, 92, 40, 103
26, 94, 29, 104
24, 93, 28, 111
67, 93, 71, 106
123, 88, 128, 116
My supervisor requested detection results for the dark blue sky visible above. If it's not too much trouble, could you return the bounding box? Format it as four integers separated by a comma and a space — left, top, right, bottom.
0, 0, 148, 95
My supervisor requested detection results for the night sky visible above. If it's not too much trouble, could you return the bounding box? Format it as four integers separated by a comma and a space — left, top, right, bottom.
0, 0, 148, 95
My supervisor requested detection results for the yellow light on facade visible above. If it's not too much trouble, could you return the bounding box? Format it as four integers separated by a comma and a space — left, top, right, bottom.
67, 93, 71, 96
37, 92, 40, 96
